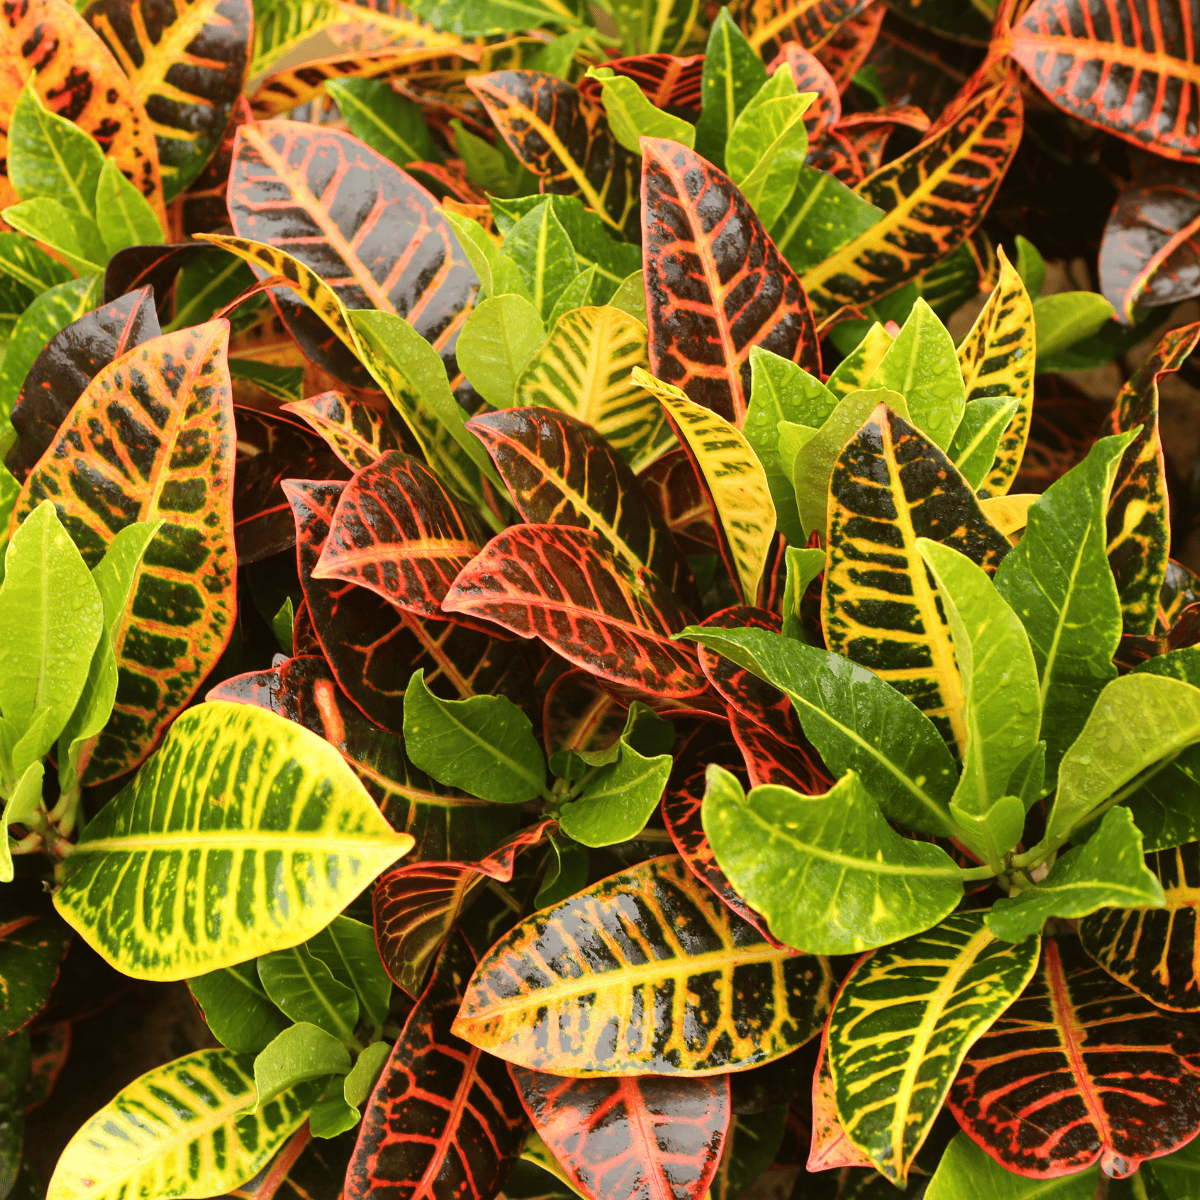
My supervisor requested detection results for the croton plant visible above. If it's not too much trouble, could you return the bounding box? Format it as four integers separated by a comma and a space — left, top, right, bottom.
6, 0, 1200, 1197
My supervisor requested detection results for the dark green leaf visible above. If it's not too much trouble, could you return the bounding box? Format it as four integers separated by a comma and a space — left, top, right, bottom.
692, 9, 767, 170
188, 962, 290, 1055
326, 78, 440, 167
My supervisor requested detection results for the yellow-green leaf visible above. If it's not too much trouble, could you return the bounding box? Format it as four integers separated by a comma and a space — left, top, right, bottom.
955, 248, 1036, 499
47, 1048, 322, 1200
53, 700, 413, 980
635, 368, 775, 604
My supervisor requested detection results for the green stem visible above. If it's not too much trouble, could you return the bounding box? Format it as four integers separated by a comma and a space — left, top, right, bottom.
957, 864, 999, 882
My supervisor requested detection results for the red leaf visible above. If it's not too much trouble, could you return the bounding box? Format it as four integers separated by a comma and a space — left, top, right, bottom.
467, 407, 696, 603
234, 409, 349, 565
313, 450, 491, 624
640, 137, 820, 426
208, 654, 518, 862
575, 52, 704, 112
1100, 164, 1200, 323
509, 1066, 730, 1200
346, 932, 529, 1200
769, 43, 841, 141
284, 478, 533, 732
374, 821, 555, 997
281, 390, 407, 472
1010, 0, 1200, 162
730, 709, 831, 793
6, 286, 160, 482
949, 934, 1200, 1179
637, 448, 719, 556
227, 119, 477, 393
542, 668, 627, 760
443, 524, 708, 701
813, 2, 885, 92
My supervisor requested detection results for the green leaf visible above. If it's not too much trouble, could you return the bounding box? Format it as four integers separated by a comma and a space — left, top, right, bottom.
0, 231, 73, 294
725, 70, 811, 229
0, 501, 103, 758
1033, 291, 1116, 363
442, 208, 534, 303
47, 1048, 322, 1200
343, 1039, 391, 1108
828, 912, 1041, 1185
546, 264, 601, 326
825, 323, 893, 400
527, 30, 589, 77
1043, 673, 1200, 850
781, 545, 825, 643
258, 943, 360, 1045
456, 293, 546, 408
187, 962, 291, 1055
557, 741, 672, 847
0, 275, 97, 422
404, 0, 587, 39
2, 198, 106, 275
710, 1109, 787, 1200
745, 345, 836, 545
867, 298, 966, 450
586, 68, 695, 153
52, 701, 414, 979
927, 1132, 1098, 1199
402, 668, 546, 803
252, 1022, 350, 1112
1014, 235, 1046, 299
535, 834, 589, 908
692, 8, 767, 170
0, 761, 43, 882
272, 596, 293, 654
325, 78, 440, 167
916, 540, 1040, 860
608, 269, 646, 322
792, 387, 909, 539
948, 397, 1021, 491
682, 625, 957, 836
454, 118, 528, 198
7, 82, 104, 216
994, 434, 1132, 785
94, 158, 164, 257
502, 203, 580, 322
702, 766, 964, 955
305, 915, 391, 1031
308, 1088, 361, 1138
988, 807, 1164, 943
57, 520, 162, 791
349, 307, 505, 514
771, 164, 884, 278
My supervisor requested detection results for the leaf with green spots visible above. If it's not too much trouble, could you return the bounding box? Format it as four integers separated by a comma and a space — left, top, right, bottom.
52, 701, 413, 980
828, 912, 1041, 1185
46, 1049, 322, 1200
702, 766, 964, 955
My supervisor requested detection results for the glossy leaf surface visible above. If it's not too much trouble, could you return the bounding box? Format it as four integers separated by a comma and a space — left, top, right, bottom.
188, 962, 290, 1055
823, 404, 1011, 750
510, 1066, 729, 1200
47, 1049, 320, 1200
949, 934, 1200, 1179
374, 821, 553, 998
0, 907, 71, 1037
638, 372, 775, 604
828, 913, 1041, 1185
468, 406, 692, 600
703, 767, 964, 955
801, 75, 1022, 320
281, 391, 404, 472
469, 72, 638, 240
1011, 0, 1200, 161
227, 120, 477, 388
314, 450, 487, 623
739, 0, 872, 58
84, 0, 252, 200
453, 855, 834, 1075
53, 701, 413, 979
1081, 840, 1200, 1012
14, 321, 236, 783
641, 137, 819, 426
345, 932, 529, 1200
1107, 322, 1200, 634
444, 524, 708, 701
